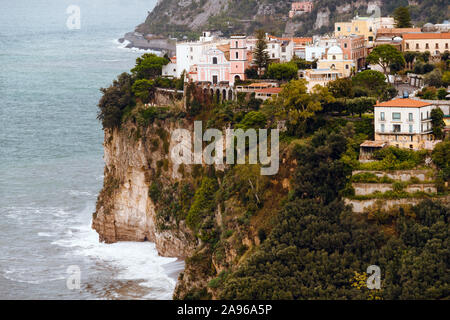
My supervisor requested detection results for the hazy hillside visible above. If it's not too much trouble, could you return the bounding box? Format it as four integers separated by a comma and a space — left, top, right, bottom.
136, 0, 449, 38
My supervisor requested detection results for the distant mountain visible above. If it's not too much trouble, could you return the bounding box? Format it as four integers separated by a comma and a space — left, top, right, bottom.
136, 0, 449, 38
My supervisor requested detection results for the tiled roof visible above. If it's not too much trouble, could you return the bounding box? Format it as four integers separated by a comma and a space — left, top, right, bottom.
376, 28, 421, 34
255, 87, 282, 94
360, 140, 388, 148
375, 98, 432, 108
403, 32, 450, 40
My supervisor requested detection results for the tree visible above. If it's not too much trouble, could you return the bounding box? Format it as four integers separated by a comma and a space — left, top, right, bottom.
346, 97, 377, 118
97, 72, 134, 129
432, 140, 450, 180
131, 53, 169, 80
403, 51, 417, 69
266, 62, 298, 81
431, 108, 445, 139
245, 67, 258, 79
424, 69, 443, 88
352, 70, 387, 96
327, 78, 354, 98
253, 30, 269, 76
394, 7, 412, 28
271, 80, 335, 136
131, 79, 155, 103
367, 45, 405, 80
443, 71, 450, 87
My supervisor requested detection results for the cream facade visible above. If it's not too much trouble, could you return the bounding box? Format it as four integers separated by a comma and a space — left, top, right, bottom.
374, 99, 436, 150
316, 46, 354, 78
403, 33, 450, 55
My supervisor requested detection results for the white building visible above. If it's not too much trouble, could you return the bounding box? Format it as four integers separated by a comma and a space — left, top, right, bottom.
374, 98, 437, 150
175, 32, 227, 78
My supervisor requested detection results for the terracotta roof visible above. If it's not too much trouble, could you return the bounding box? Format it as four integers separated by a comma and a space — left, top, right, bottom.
255, 87, 282, 94
248, 82, 274, 88
217, 44, 230, 61
268, 35, 313, 44
375, 98, 432, 108
403, 32, 450, 40
360, 140, 388, 148
376, 28, 421, 35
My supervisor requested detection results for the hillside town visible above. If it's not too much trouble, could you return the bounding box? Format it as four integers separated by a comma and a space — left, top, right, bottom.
159, 5, 450, 153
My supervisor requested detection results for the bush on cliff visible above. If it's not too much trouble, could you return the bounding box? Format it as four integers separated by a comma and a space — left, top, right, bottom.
186, 177, 219, 233
97, 72, 134, 129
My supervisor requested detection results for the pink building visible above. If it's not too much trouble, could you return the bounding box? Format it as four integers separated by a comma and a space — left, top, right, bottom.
337, 35, 367, 70
193, 45, 231, 84
230, 35, 249, 84
289, 1, 313, 18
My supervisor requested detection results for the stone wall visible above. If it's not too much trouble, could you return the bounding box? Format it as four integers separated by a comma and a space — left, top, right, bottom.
353, 183, 437, 196
352, 170, 433, 182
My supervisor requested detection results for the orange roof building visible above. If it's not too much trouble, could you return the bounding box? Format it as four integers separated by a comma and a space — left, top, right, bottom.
374, 98, 438, 150
402, 32, 450, 54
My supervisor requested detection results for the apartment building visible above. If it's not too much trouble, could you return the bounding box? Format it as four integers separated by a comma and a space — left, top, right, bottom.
335, 16, 395, 43
374, 98, 436, 150
403, 33, 450, 55
289, 1, 313, 18
337, 35, 367, 70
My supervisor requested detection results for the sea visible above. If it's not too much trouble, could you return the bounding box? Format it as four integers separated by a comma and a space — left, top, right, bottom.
0, 0, 184, 300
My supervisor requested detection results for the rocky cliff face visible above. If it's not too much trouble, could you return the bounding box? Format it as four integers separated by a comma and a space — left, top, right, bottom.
136, 0, 448, 39
92, 120, 196, 258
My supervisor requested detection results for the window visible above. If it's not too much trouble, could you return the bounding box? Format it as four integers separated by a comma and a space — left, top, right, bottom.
332, 55, 336, 60
235, 41, 238, 48
212, 75, 218, 84
235, 52, 239, 59
416, 44, 420, 49
436, 43, 439, 49
344, 43, 348, 48
368, 36, 373, 41
446, 43, 449, 49
409, 125, 413, 133
347, 26, 351, 32
381, 124, 385, 132
380, 112, 385, 121
392, 112, 401, 120
393, 124, 401, 133
337, 27, 341, 31
212, 57, 218, 64
406, 43, 410, 49
345, 64, 349, 69
426, 43, 429, 49
190, 47, 193, 52
408, 113, 413, 121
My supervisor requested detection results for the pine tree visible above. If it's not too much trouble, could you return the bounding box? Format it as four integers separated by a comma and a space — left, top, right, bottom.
394, 7, 412, 28
253, 29, 269, 76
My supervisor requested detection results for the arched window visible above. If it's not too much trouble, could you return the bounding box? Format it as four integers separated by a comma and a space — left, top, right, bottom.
345, 64, 349, 69
332, 55, 336, 60
235, 52, 239, 59
331, 64, 336, 70
212, 57, 218, 64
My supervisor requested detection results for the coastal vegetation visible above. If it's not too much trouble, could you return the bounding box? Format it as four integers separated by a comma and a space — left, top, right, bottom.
96, 39, 449, 300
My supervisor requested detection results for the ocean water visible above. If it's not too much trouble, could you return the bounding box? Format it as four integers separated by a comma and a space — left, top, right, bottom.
0, 0, 184, 299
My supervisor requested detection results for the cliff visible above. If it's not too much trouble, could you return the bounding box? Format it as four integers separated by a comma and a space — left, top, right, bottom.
135, 0, 449, 39
92, 120, 196, 258
92, 110, 296, 299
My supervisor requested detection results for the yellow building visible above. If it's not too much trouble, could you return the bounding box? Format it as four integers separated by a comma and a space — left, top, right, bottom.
335, 16, 395, 43
316, 46, 354, 78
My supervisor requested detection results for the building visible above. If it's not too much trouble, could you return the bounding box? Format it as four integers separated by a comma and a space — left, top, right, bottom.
299, 68, 341, 91
316, 46, 354, 78
254, 87, 283, 101
402, 33, 450, 55
374, 98, 437, 150
289, 1, 313, 18
192, 45, 231, 84
335, 16, 395, 44
175, 31, 227, 78
230, 35, 249, 83
268, 35, 313, 58
162, 56, 177, 78
337, 35, 367, 70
